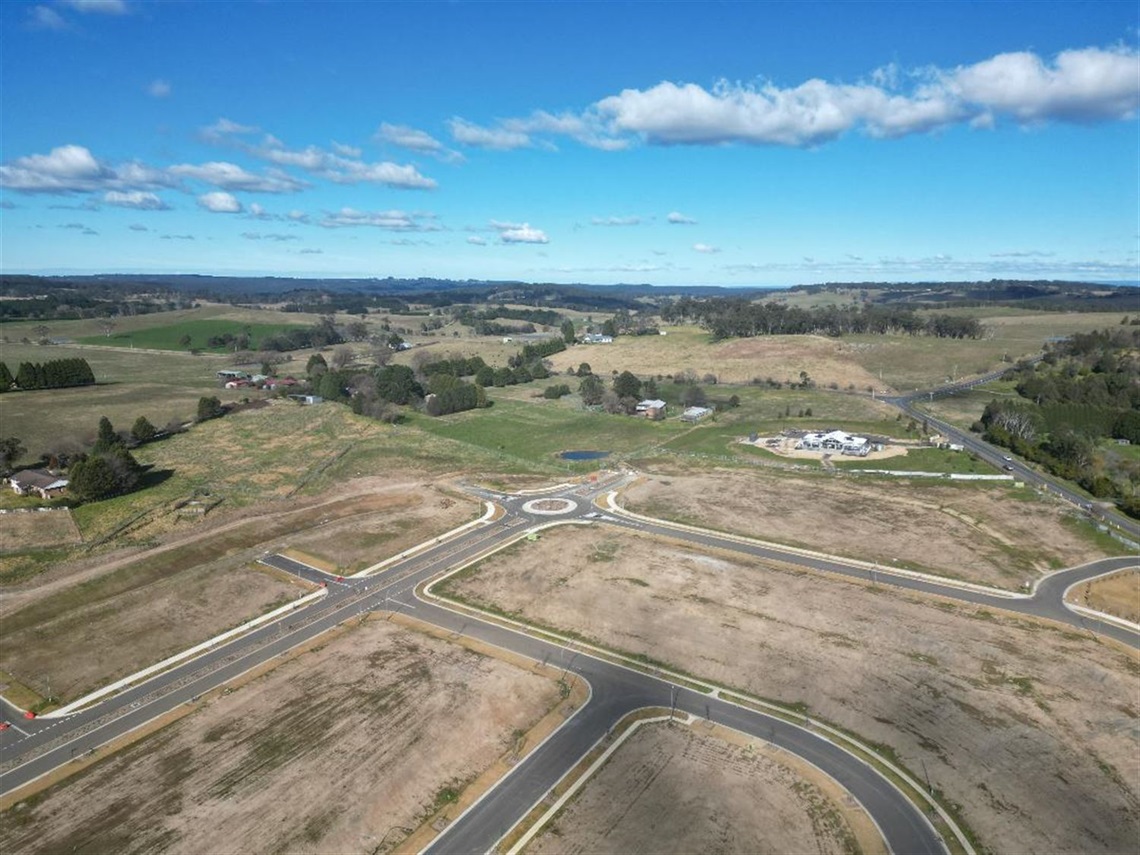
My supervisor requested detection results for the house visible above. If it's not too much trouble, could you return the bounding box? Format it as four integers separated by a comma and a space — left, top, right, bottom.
796, 429, 870, 456
8, 469, 69, 499
217, 370, 248, 381
582, 334, 613, 344
681, 406, 713, 422
636, 399, 667, 420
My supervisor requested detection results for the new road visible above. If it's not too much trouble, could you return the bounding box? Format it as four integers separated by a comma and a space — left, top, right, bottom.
1, 472, 1136, 855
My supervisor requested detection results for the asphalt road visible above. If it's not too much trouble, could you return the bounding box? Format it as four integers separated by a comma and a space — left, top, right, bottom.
879, 363, 1140, 543
1, 471, 1135, 855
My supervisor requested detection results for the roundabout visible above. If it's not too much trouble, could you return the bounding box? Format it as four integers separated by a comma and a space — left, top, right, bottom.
521, 497, 579, 515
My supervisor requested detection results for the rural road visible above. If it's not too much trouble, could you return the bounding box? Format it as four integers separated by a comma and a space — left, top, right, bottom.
2, 472, 1135, 855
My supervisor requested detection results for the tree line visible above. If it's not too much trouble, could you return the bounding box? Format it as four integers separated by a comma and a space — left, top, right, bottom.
0, 358, 96, 391
662, 298, 982, 340
978, 328, 1140, 517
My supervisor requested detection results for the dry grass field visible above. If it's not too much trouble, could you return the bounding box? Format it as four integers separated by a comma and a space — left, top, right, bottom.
0, 480, 477, 701
527, 722, 873, 855
441, 525, 1140, 855
0, 619, 562, 855
0, 510, 81, 551
623, 470, 1110, 587
1068, 569, 1140, 624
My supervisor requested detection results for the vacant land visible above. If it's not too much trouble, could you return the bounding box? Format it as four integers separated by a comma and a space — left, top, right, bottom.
77, 319, 306, 352
0, 481, 476, 700
528, 722, 869, 855
0, 619, 561, 855
0, 342, 256, 461
0, 509, 81, 551
623, 470, 1108, 586
548, 328, 882, 390
442, 526, 1140, 855
1068, 569, 1140, 624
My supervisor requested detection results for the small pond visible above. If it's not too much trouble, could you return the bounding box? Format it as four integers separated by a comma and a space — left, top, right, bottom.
559, 450, 611, 461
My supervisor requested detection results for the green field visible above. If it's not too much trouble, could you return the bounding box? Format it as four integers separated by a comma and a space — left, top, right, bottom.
0, 343, 269, 461
76, 319, 307, 352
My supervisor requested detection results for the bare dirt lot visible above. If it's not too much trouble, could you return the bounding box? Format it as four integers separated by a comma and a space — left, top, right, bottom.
443, 526, 1140, 855
527, 721, 871, 855
1, 618, 561, 855
624, 470, 1109, 586
1068, 569, 1140, 624
0, 481, 477, 702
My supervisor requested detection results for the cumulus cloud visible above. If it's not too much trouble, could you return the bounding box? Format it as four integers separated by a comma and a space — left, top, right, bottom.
693, 243, 720, 253
0, 145, 174, 194
490, 220, 549, 244
592, 215, 641, 226
103, 190, 169, 210
667, 211, 697, 224
318, 207, 439, 231
147, 79, 171, 98
287, 209, 310, 224
200, 123, 438, 189
448, 118, 532, 150
197, 191, 242, 213
169, 161, 305, 193
467, 235, 487, 246
459, 45, 1139, 152
376, 123, 464, 162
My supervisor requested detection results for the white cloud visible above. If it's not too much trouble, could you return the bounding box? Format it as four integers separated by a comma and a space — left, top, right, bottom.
27, 5, 67, 29
667, 211, 697, 224
319, 207, 438, 231
103, 190, 169, 210
693, 243, 720, 254
331, 142, 361, 158
448, 118, 532, 150
241, 232, 298, 242
60, 0, 128, 13
287, 209, 310, 224
490, 220, 549, 244
466, 235, 487, 246
200, 117, 259, 142
592, 215, 641, 226
237, 135, 438, 189
197, 191, 242, 213
0, 144, 175, 194
376, 123, 464, 162
593, 46, 1139, 146
147, 79, 171, 98
169, 161, 305, 193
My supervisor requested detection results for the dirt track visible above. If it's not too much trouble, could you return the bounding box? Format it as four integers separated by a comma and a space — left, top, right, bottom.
446, 525, 1140, 855
1, 619, 561, 855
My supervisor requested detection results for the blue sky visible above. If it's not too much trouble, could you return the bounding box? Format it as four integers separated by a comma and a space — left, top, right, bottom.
1, 0, 1137, 287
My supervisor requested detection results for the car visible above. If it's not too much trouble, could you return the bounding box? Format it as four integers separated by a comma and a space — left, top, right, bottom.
1003, 455, 1013, 461
1003, 464, 1014, 471
0, 721, 10, 731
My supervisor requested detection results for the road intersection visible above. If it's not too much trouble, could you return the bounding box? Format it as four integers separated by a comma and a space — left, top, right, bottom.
1, 470, 1136, 854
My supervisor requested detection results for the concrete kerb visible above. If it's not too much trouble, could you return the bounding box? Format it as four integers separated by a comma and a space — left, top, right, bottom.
40, 587, 328, 719
602, 491, 1029, 601
350, 500, 496, 579
502, 712, 686, 855
417, 525, 972, 855
1061, 567, 1140, 634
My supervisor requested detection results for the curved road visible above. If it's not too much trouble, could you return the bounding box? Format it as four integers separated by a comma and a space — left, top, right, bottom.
1, 473, 1135, 854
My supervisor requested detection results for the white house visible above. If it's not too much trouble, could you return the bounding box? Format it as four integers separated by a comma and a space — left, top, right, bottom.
681, 406, 713, 422
635, 399, 667, 420
796, 429, 870, 456
8, 469, 69, 499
